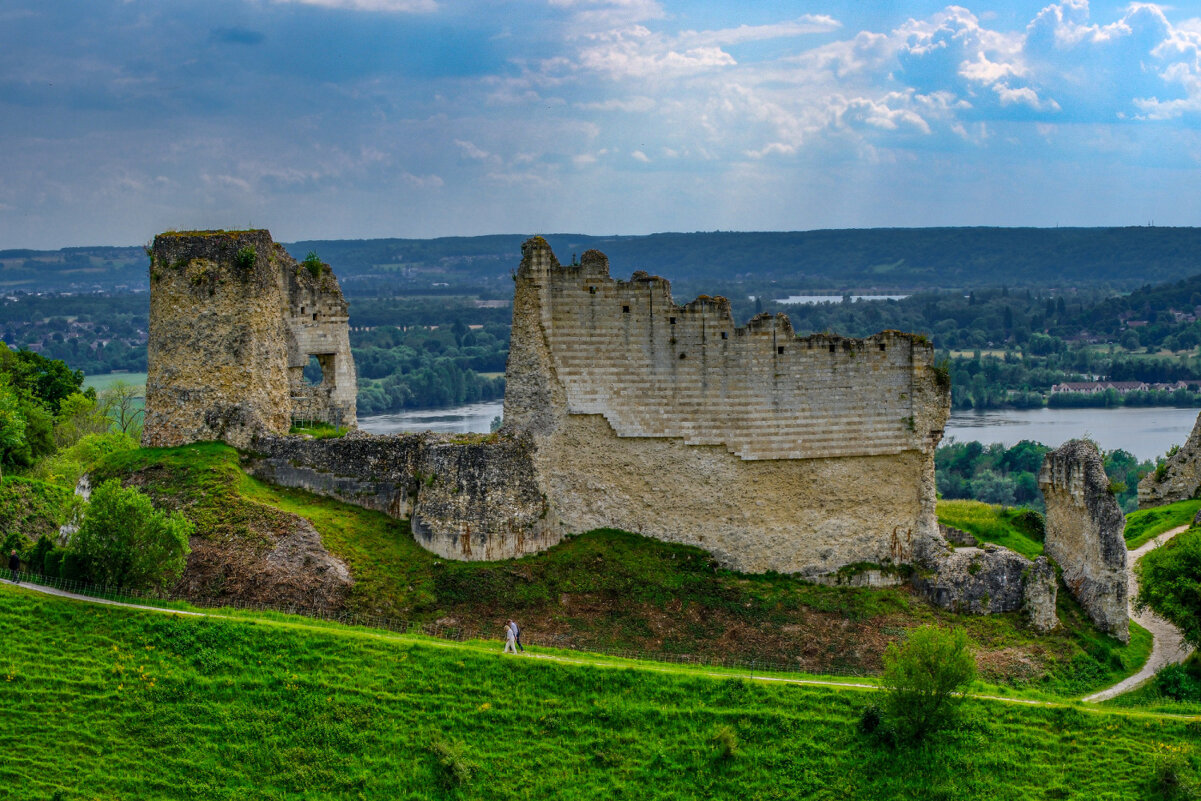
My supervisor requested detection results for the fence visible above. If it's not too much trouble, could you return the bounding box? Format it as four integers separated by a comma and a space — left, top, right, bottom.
1, 568, 878, 680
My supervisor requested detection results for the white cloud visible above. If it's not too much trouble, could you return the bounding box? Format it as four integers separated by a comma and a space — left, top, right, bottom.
269, 0, 437, 11
630, 149, 650, 162
401, 172, 443, 189
576, 95, 656, 112
454, 139, 493, 160
680, 16, 840, 48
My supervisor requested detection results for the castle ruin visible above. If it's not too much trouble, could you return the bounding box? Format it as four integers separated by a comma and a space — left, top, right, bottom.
502, 238, 951, 574
142, 230, 356, 449
137, 230, 1146, 639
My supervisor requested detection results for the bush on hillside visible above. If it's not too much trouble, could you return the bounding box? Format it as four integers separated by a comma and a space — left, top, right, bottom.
880, 626, 976, 742
69, 479, 193, 591
1136, 529, 1201, 649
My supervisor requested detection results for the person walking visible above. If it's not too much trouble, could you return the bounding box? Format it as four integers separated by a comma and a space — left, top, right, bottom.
8, 549, 19, 583
502, 620, 517, 654
508, 619, 524, 652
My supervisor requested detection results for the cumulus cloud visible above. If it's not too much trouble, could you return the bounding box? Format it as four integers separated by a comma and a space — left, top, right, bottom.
269, 0, 437, 12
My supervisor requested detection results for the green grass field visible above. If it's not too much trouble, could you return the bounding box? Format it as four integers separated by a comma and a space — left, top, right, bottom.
0, 585, 1196, 801
936, 500, 1045, 559
1124, 499, 1201, 549
83, 371, 147, 392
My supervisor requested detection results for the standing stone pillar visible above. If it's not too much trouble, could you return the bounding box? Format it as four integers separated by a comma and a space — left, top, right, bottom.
1038, 440, 1129, 642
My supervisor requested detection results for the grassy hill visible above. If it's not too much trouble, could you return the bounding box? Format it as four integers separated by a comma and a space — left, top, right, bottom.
0, 584, 1197, 801
73, 444, 1155, 698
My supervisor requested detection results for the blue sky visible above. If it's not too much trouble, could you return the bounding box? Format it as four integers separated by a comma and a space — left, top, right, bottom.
2, 0, 1201, 248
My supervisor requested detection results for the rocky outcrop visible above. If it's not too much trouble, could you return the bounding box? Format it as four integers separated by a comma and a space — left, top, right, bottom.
914, 545, 1059, 631
1023, 556, 1059, 633
1039, 440, 1129, 642
143, 229, 356, 449
1138, 411, 1201, 507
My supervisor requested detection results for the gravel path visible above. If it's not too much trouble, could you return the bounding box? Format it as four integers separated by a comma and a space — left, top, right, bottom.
1082, 524, 1195, 703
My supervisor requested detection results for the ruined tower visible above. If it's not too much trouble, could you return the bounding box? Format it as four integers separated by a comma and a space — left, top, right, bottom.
143, 229, 356, 449
504, 237, 951, 576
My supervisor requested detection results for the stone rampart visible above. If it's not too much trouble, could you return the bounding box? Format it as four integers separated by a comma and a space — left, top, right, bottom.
1137, 410, 1201, 507
248, 431, 556, 562
1039, 440, 1129, 642
143, 230, 355, 449
503, 238, 951, 575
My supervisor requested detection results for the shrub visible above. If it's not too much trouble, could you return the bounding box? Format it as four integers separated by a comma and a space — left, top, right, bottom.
708, 725, 739, 760
234, 246, 256, 270
1152, 753, 1200, 801
303, 251, 323, 279
1155, 662, 1201, 703
70, 479, 193, 591
28, 535, 53, 574
43, 548, 64, 578
429, 739, 474, 788
881, 625, 976, 742
1137, 529, 1201, 649
60, 551, 86, 582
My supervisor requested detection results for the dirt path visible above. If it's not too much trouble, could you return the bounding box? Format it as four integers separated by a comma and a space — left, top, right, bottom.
1083, 525, 1195, 703
3, 575, 1198, 720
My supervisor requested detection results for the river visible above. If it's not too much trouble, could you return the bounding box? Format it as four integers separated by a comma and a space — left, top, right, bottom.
360, 402, 1198, 461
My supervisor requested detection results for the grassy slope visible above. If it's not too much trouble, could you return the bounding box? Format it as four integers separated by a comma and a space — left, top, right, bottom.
80, 444, 1155, 700
1124, 499, 1201, 549
0, 585, 1197, 801
936, 500, 1044, 559
0, 475, 71, 543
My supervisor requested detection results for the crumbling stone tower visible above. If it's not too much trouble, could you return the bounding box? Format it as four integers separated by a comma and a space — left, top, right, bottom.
143, 229, 356, 449
1039, 439, 1129, 642
504, 237, 951, 576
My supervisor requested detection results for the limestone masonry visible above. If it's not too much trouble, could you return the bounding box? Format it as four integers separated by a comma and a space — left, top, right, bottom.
139, 231, 1148, 638
143, 230, 356, 449
502, 238, 951, 574
1039, 440, 1130, 642
1137, 410, 1201, 507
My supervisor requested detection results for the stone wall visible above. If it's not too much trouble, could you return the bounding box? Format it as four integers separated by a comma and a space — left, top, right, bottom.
1039, 439, 1129, 642
504, 237, 951, 575
914, 546, 1059, 632
1137, 410, 1201, 507
143, 230, 356, 449
248, 431, 556, 562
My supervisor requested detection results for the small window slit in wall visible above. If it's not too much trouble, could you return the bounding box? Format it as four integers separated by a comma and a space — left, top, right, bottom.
777, 346, 785, 355
879, 343, 886, 351
589, 286, 596, 294
679, 352, 686, 359
622, 305, 630, 313
829, 344, 836, 353
669, 317, 676, 324
720, 331, 728, 340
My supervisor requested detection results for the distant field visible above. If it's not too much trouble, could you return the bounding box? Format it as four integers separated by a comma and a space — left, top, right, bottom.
83, 371, 147, 391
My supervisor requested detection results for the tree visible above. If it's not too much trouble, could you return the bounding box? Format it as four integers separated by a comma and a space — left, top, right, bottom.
1136, 530, 1201, 649
99, 380, 145, 438
881, 626, 976, 741
0, 381, 27, 481
70, 479, 193, 591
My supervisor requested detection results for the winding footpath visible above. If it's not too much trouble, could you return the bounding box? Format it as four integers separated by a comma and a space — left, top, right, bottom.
0, 528, 1194, 714
1083, 524, 1195, 702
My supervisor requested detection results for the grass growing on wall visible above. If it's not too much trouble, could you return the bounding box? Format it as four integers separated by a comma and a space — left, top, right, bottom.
0, 585, 1197, 801
936, 500, 1045, 559
1124, 499, 1201, 549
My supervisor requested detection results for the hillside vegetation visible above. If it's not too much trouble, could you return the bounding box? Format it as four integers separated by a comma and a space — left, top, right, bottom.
0, 585, 1196, 801
79, 444, 1153, 697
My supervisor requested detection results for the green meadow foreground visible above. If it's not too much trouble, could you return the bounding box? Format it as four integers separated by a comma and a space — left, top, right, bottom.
0, 585, 1197, 801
